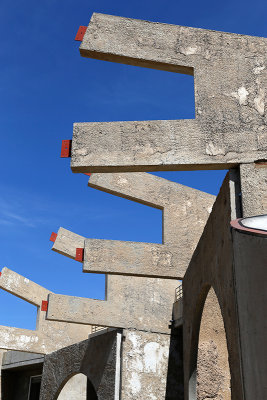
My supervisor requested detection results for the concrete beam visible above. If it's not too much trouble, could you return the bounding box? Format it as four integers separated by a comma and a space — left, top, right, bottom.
0, 268, 92, 354
52, 173, 214, 278
69, 13, 267, 173
0, 267, 50, 307
47, 274, 177, 334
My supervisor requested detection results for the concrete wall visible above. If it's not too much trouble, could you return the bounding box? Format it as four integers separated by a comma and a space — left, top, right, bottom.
69, 13, 267, 173
0, 268, 92, 354
40, 329, 119, 400
197, 288, 231, 400
57, 374, 87, 400
121, 329, 183, 400
182, 173, 244, 400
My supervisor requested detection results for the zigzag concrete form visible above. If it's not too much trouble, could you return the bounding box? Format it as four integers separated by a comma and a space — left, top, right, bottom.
0, 268, 92, 354
53, 172, 215, 279
69, 13, 267, 173
45, 173, 214, 334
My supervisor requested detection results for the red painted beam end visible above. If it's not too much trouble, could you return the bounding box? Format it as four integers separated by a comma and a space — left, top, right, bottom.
75, 26, 87, 41
61, 140, 72, 158
41, 300, 48, 312
75, 248, 84, 262
50, 232, 57, 243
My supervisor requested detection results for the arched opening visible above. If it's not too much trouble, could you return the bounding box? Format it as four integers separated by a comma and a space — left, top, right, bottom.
196, 288, 231, 400
56, 373, 97, 400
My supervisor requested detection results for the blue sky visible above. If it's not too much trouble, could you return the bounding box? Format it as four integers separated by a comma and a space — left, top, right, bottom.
0, 0, 266, 330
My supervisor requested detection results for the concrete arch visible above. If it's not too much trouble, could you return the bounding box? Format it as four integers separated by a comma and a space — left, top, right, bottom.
56, 372, 97, 400
182, 176, 244, 400
196, 287, 231, 399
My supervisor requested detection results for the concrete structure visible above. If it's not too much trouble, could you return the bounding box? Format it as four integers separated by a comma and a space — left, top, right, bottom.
0, 268, 92, 354
69, 13, 267, 174
40, 327, 183, 400
46, 172, 214, 333
52, 172, 214, 279
182, 171, 267, 400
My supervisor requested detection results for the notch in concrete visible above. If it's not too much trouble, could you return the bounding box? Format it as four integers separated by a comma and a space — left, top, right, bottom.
50, 232, 57, 243
75, 26, 87, 41
41, 300, 48, 312
75, 248, 84, 262
61, 140, 72, 158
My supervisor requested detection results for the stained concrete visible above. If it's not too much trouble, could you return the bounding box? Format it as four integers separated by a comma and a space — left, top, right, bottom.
46, 273, 177, 334
40, 328, 183, 400
182, 170, 267, 400
197, 288, 231, 400
240, 163, 267, 217
53, 173, 214, 279
39, 329, 119, 400
68, 13, 267, 173
182, 173, 243, 400
121, 329, 183, 400
0, 268, 92, 354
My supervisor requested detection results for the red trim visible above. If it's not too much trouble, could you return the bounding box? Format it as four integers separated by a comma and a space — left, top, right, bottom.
41, 300, 48, 311
0, 272, 1, 277
50, 232, 57, 243
75, 26, 87, 41
230, 219, 267, 236
75, 248, 84, 262
61, 140, 72, 158
84, 173, 91, 176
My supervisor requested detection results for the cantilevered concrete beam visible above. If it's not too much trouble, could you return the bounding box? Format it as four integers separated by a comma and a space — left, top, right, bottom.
0, 268, 92, 354
50, 227, 177, 333
52, 173, 214, 278
70, 13, 267, 173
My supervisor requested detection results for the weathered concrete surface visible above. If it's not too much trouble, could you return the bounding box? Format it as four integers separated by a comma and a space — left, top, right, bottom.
47, 274, 177, 334
232, 230, 267, 400
69, 13, 267, 173
83, 173, 214, 278
197, 288, 231, 400
57, 374, 87, 400
53, 173, 214, 279
40, 329, 119, 400
121, 329, 183, 400
0, 268, 92, 354
183, 170, 267, 400
182, 173, 243, 400
240, 163, 267, 216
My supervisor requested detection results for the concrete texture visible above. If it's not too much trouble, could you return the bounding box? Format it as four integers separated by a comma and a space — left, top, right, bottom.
240, 163, 267, 217
182, 173, 243, 400
40, 329, 120, 400
69, 13, 267, 173
197, 288, 231, 400
47, 172, 214, 332
121, 329, 183, 400
0, 268, 92, 354
182, 170, 267, 400
84, 172, 214, 278
40, 328, 183, 400
46, 273, 177, 334
57, 374, 87, 399
53, 173, 214, 279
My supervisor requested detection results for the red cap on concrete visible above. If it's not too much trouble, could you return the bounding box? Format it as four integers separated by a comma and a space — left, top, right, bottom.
50, 232, 57, 243
61, 140, 72, 158
75, 26, 87, 41
41, 300, 48, 312
75, 248, 84, 262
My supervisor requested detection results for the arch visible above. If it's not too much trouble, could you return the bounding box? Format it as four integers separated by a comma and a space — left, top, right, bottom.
55, 373, 97, 400
197, 287, 231, 399
187, 286, 231, 400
